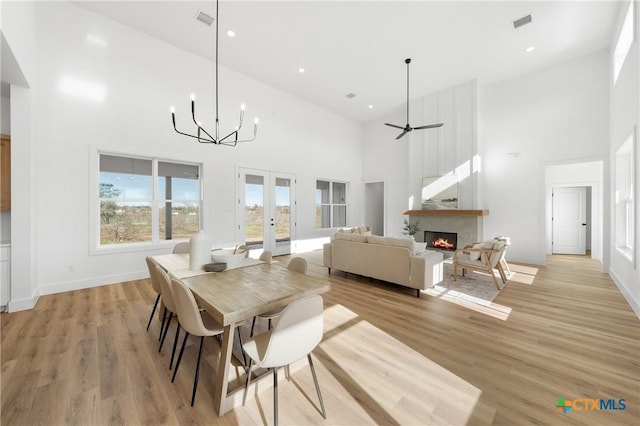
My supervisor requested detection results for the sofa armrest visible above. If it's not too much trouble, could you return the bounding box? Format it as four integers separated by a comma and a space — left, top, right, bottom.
323, 243, 332, 268
409, 251, 443, 289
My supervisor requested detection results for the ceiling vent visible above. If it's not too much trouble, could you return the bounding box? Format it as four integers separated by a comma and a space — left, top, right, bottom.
513, 14, 532, 29
345, 93, 356, 99
195, 10, 214, 26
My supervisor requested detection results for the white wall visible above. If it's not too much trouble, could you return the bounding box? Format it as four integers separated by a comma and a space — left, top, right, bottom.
363, 80, 478, 238
21, 2, 363, 301
608, 0, 639, 317
478, 50, 610, 265
1, 2, 38, 312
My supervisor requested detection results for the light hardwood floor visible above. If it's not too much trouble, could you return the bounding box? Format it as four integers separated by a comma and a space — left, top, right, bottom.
1, 254, 638, 425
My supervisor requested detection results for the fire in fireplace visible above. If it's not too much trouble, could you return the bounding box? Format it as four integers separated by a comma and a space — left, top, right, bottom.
424, 231, 458, 251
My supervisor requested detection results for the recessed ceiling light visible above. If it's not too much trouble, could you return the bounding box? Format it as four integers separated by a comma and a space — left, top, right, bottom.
298, 68, 305, 73
226, 30, 235, 37
525, 46, 535, 53
368, 105, 374, 109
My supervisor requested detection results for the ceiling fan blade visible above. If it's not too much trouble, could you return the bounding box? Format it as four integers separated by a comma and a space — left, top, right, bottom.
385, 123, 404, 130
396, 130, 409, 140
413, 123, 444, 130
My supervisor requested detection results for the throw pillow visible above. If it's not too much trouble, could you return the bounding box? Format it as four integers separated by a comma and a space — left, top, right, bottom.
469, 243, 484, 261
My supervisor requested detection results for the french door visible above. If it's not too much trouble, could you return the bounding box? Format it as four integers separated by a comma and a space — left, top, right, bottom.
237, 168, 296, 256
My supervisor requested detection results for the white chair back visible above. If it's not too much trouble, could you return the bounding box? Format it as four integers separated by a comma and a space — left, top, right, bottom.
259, 250, 273, 263
258, 295, 323, 367
171, 278, 216, 337
145, 257, 161, 294
155, 265, 177, 314
172, 242, 190, 254
287, 257, 308, 274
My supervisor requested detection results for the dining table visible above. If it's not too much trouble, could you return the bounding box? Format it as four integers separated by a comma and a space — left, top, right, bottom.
151, 253, 330, 416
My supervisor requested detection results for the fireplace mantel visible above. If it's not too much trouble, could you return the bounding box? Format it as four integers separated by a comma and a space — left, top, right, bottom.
403, 209, 489, 217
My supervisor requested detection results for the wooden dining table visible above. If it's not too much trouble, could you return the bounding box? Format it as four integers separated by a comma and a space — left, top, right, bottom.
152, 254, 330, 416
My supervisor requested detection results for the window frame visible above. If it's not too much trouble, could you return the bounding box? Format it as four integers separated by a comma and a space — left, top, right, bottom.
90, 150, 203, 255
614, 129, 636, 263
315, 179, 349, 229
613, 0, 635, 84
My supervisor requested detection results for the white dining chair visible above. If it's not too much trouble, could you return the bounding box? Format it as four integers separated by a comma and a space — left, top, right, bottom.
172, 242, 190, 254
242, 294, 326, 426
155, 266, 179, 357
170, 278, 224, 406
145, 257, 162, 331
259, 250, 273, 263
250, 257, 307, 337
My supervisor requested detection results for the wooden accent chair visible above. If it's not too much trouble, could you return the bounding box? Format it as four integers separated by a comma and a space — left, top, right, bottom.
453, 239, 508, 290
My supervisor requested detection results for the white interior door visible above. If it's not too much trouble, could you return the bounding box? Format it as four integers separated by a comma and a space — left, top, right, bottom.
238, 168, 295, 256
552, 187, 587, 255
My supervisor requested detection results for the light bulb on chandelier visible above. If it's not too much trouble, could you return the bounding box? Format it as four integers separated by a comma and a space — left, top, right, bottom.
170, 0, 258, 146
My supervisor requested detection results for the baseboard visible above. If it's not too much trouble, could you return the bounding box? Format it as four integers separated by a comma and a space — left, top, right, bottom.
7, 290, 40, 312
38, 270, 149, 296
609, 269, 640, 319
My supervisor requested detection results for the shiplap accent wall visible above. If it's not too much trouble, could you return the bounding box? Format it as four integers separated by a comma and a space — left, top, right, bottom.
407, 80, 478, 210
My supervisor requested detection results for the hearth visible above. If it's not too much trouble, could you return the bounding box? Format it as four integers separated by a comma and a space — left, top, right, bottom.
424, 231, 458, 251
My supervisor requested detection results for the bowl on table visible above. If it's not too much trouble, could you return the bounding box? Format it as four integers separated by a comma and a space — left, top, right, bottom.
211, 249, 246, 267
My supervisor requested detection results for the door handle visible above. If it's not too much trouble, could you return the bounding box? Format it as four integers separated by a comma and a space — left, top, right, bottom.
582, 223, 587, 226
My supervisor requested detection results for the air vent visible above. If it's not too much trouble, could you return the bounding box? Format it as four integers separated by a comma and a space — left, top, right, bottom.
513, 14, 532, 29
345, 93, 356, 99
195, 10, 214, 26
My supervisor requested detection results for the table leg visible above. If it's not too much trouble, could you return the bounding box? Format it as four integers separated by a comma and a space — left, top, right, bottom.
214, 323, 235, 415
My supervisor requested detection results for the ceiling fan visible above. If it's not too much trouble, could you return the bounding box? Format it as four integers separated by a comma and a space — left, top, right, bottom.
385, 58, 444, 140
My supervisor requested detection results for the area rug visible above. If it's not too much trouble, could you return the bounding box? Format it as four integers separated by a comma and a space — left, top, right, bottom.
425, 262, 505, 306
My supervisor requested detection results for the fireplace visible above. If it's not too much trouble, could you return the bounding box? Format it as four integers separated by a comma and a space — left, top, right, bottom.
424, 231, 458, 251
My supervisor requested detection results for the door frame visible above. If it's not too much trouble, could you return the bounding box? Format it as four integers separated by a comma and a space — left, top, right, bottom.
543, 160, 604, 267
236, 167, 296, 256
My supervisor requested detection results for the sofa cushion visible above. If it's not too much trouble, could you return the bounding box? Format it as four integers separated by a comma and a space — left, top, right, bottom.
367, 235, 414, 251
334, 232, 368, 243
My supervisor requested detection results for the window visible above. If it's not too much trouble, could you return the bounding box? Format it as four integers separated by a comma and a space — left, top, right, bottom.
98, 154, 201, 247
615, 131, 635, 260
613, 1, 635, 84
316, 180, 347, 228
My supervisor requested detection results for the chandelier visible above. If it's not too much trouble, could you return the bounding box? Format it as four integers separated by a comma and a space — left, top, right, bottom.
170, 0, 258, 146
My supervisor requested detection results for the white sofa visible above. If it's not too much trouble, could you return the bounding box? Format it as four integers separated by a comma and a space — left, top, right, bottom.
323, 233, 443, 297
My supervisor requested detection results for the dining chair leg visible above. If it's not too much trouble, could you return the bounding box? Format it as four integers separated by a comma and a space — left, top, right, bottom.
236, 326, 247, 367
172, 331, 190, 383
242, 359, 254, 406
169, 323, 181, 370
273, 367, 279, 426
146, 294, 160, 331
159, 307, 168, 341
191, 336, 205, 406
250, 316, 257, 337
159, 312, 173, 352
268, 318, 272, 330
308, 354, 327, 419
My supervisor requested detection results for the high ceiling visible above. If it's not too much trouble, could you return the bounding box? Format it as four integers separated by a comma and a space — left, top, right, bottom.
75, 1, 621, 122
